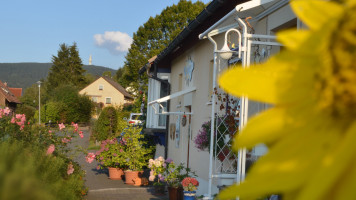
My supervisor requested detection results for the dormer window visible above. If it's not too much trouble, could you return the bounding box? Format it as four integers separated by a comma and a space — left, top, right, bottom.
99, 85, 103, 90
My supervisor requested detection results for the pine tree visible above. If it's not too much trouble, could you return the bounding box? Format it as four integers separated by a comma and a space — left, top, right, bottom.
47, 43, 86, 91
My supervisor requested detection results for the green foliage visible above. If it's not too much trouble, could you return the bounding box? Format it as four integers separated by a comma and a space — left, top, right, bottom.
47, 43, 86, 91
93, 106, 118, 141
45, 85, 94, 123
0, 141, 85, 200
20, 81, 48, 108
116, 110, 130, 135
122, 126, 153, 171
43, 101, 66, 123
117, 0, 206, 91
102, 71, 112, 78
15, 104, 36, 122
95, 138, 127, 169
0, 108, 87, 200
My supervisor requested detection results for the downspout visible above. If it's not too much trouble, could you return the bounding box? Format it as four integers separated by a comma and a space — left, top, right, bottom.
207, 33, 218, 199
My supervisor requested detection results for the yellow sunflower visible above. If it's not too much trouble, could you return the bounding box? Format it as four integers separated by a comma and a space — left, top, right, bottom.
218, 0, 356, 199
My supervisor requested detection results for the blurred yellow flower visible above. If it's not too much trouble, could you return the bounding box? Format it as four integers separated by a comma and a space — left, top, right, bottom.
218, 0, 356, 199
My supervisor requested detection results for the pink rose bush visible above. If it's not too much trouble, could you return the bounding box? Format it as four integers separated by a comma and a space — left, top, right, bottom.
88, 138, 127, 169
0, 107, 87, 197
86, 153, 96, 163
46, 144, 55, 155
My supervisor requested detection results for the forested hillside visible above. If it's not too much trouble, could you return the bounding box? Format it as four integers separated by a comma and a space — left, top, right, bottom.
0, 63, 116, 89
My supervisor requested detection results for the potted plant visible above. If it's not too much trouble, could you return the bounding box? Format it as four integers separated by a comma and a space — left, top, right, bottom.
164, 159, 186, 200
181, 177, 199, 200
95, 138, 127, 180
123, 126, 153, 185
148, 156, 166, 195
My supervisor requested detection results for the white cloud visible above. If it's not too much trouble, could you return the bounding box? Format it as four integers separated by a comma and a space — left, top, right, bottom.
94, 31, 133, 55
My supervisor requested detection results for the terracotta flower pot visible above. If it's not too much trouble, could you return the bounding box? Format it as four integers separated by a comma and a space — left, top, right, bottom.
168, 186, 183, 200
124, 170, 143, 185
108, 167, 124, 180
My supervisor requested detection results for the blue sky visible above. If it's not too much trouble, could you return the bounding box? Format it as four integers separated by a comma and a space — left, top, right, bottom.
0, 0, 210, 70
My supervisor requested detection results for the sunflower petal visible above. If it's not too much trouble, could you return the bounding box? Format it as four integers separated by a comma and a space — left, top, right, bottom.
297, 122, 356, 200
218, 58, 285, 104
233, 107, 288, 150
291, 0, 343, 30
220, 117, 341, 200
277, 30, 310, 50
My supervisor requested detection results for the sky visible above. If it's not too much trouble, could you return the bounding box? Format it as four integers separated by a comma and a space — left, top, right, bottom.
0, 0, 210, 70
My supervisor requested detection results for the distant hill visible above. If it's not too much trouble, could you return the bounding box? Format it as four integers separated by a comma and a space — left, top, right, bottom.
0, 63, 117, 89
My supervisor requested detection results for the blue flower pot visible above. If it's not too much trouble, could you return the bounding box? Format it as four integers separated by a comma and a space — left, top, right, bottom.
183, 191, 196, 200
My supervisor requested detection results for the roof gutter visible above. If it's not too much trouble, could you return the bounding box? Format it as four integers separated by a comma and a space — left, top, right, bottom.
154, 0, 229, 64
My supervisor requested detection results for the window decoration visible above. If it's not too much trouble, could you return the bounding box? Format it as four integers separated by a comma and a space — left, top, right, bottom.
184, 56, 194, 86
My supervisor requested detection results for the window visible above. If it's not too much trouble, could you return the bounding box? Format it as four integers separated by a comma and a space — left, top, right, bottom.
105, 97, 111, 104
158, 81, 169, 127
99, 85, 103, 90
92, 97, 98, 102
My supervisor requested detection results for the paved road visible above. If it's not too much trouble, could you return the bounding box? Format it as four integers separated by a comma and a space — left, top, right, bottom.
71, 127, 169, 200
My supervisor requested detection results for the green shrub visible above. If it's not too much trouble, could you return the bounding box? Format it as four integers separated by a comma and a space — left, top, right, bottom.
0, 141, 85, 200
15, 104, 36, 122
47, 85, 94, 123
93, 106, 118, 141
116, 110, 130, 134
123, 126, 153, 171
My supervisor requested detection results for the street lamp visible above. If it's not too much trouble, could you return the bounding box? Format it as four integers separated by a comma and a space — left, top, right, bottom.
37, 81, 41, 125
215, 28, 242, 60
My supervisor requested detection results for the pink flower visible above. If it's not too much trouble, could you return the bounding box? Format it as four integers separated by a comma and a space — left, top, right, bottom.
3, 107, 11, 115
48, 130, 52, 133
11, 117, 15, 124
62, 137, 71, 143
79, 131, 84, 138
149, 175, 155, 181
58, 123, 65, 130
86, 153, 96, 163
46, 144, 55, 155
67, 163, 74, 175
72, 123, 79, 132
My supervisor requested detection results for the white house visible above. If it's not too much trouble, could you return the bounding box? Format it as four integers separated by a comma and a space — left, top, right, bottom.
141, 0, 305, 198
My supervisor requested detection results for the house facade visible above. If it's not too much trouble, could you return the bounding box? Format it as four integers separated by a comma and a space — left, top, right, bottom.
142, 0, 304, 198
0, 80, 21, 112
79, 76, 133, 109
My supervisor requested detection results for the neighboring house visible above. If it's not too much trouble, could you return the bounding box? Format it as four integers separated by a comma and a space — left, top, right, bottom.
8, 87, 22, 98
79, 76, 134, 109
141, 0, 303, 197
0, 80, 21, 112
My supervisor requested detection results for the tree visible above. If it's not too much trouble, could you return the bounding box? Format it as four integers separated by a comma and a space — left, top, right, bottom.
117, 0, 206, 92
102, 71, 112, 78
47, 43, 86, 91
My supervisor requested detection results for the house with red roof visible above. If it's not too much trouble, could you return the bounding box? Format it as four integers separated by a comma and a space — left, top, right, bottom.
0, 80, 21, 111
